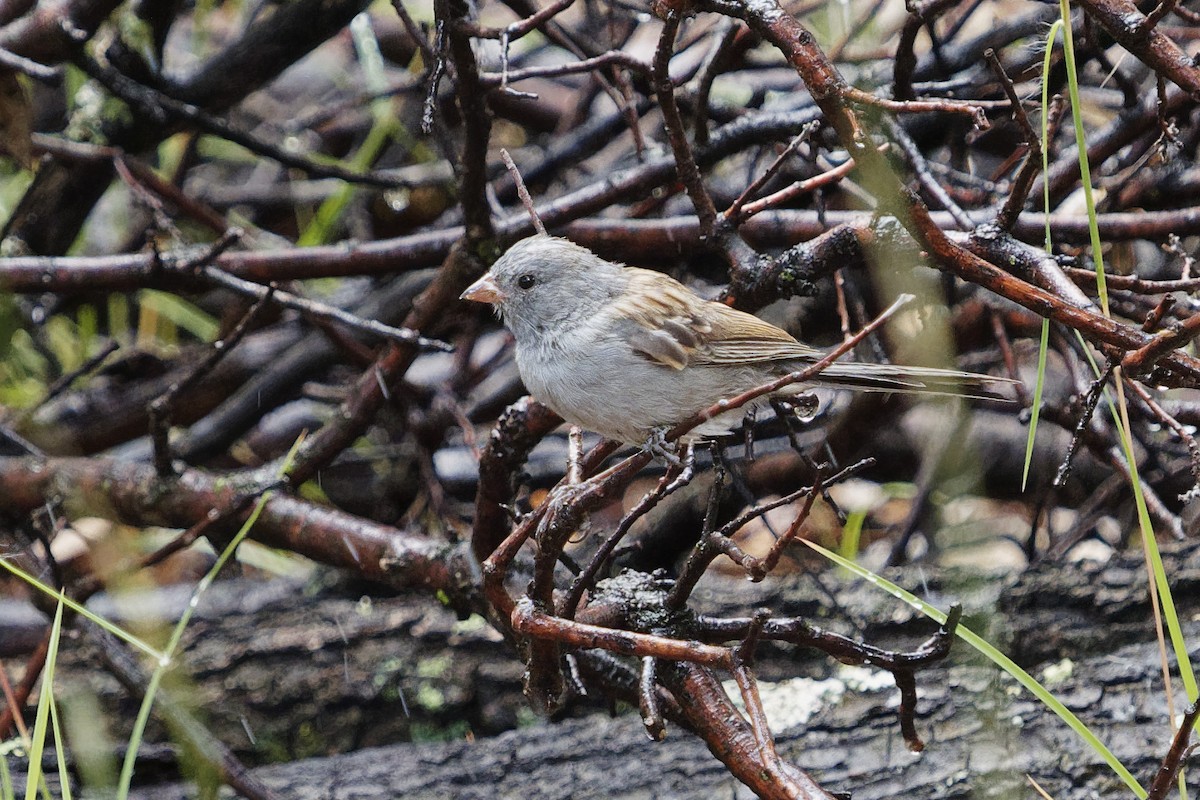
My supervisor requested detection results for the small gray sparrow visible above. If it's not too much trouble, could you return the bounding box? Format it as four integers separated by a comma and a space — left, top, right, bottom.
462, 235, 1015, 447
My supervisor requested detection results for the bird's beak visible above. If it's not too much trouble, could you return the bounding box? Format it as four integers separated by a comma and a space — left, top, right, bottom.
461, 273, 505, 304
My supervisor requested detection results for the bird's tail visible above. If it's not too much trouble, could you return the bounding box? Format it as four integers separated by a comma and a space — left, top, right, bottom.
806, 361, 1020, 403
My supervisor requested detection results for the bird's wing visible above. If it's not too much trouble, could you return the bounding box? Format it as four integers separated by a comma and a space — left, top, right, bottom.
612, 268, 820, 369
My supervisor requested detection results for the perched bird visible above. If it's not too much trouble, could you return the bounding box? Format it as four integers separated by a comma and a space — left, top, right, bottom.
461, 235, 1015, 448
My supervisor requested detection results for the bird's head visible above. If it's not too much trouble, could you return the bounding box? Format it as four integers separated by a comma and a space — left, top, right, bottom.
460, 235, 624, 340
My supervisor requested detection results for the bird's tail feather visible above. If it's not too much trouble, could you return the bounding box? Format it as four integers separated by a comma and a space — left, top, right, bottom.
806, 361, 1019, 402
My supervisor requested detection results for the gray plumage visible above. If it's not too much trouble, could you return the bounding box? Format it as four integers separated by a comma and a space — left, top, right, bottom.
462, 235, 1016, 445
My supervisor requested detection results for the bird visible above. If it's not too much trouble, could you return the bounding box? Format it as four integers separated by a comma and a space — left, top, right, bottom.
461, 235, 1016, 450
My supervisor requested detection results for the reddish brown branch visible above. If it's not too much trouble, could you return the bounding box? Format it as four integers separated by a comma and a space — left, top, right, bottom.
0, 456, 479, 604
1076, 0, 1200, 95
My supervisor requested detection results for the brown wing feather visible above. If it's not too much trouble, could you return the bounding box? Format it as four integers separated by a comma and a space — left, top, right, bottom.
608, 268, 1019, 402
697, 302, 822, 365
613, 268, 819, 368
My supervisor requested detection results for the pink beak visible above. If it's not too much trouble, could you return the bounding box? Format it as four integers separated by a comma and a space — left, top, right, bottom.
461, 273, 505, 304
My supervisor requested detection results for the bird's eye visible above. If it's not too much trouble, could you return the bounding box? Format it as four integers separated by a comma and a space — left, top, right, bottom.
517, 274, 537, 290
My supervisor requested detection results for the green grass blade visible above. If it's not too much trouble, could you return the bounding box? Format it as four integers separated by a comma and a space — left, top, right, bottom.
1113, 396, 1199, 702
838, 509, 865, 573
1057, 0, 1108, 313
1021, 319, 1050, 491
23, 595, 64, 800
47, 699, 71, 800
1, 750, 13, 800
0, 560, 166, 664
117, 436, 304, 797
296, 14, 397, 248
136, 290, 219, 343
1056, 0, 1197, 709
116, 492, 273, 797
798, 537, 1148, 798
1023, 20, 1064, 492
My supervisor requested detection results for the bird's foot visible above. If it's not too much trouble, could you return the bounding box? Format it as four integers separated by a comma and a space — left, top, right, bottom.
643, 427, 683, 466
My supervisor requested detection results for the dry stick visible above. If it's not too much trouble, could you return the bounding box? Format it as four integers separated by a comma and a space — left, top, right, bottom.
1153, 75, 1181, 153
1172, 3, 1200, 22
0, 45, 60, 82
888, 119, 974, 231
1100, 448, 1184, 539
1101, 444, 1185, 539
1053, 363, 1116, 487
724, 124, 818, 223
667, 459, 871, 609
730, 612, 784, 766
500, 148, 547, 235
15, 340, 119, 421
691, 20, 742, 146
1142, 295, 1177, 333
479, 49, 651, 86
736, 151, 863, 220
1142, 0, 1180, 36
611, 70, 648, 158
891, 666, 926, 750
653, 9, 720, 243
1077, 0, 1200, 95
1125, 378, 1200, 486
665, 660, 832, 800
391, 0, 440, 67
112, 151, 230, 236
0, 660, 31, 741
1063, 266, 1200, 294
809, 606, 958, 752
1147, 700, 1199, 800
113, 156, 185, 242
440, 0, 495, 245
844, 86, 990, 128
985, 48, 1044, 231
639, 656, 667, 741
563, 453, 696, 619
696, 607, 953, 664
467, 0, 575, 40
1122, 310, 1200, 376
0, 627, 50, 741
144, 483, 285, 576
195, 261, 450, 352
512, 598, 731, 665
71, 48, 414, 191
1045, 477, 1100, 554
989, 311, 1029, 404
148, 286, 275, 476
892, 0, 962, 100
576, 649, 687, 722
482, 494, 561, 617
758, 470, 824, 575
489, 441, 660, 618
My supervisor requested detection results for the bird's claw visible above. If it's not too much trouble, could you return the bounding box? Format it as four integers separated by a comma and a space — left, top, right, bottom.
643, 427, 683, 466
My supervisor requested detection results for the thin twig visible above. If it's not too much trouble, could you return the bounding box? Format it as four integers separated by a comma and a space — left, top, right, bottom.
501, 148, 546, 235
